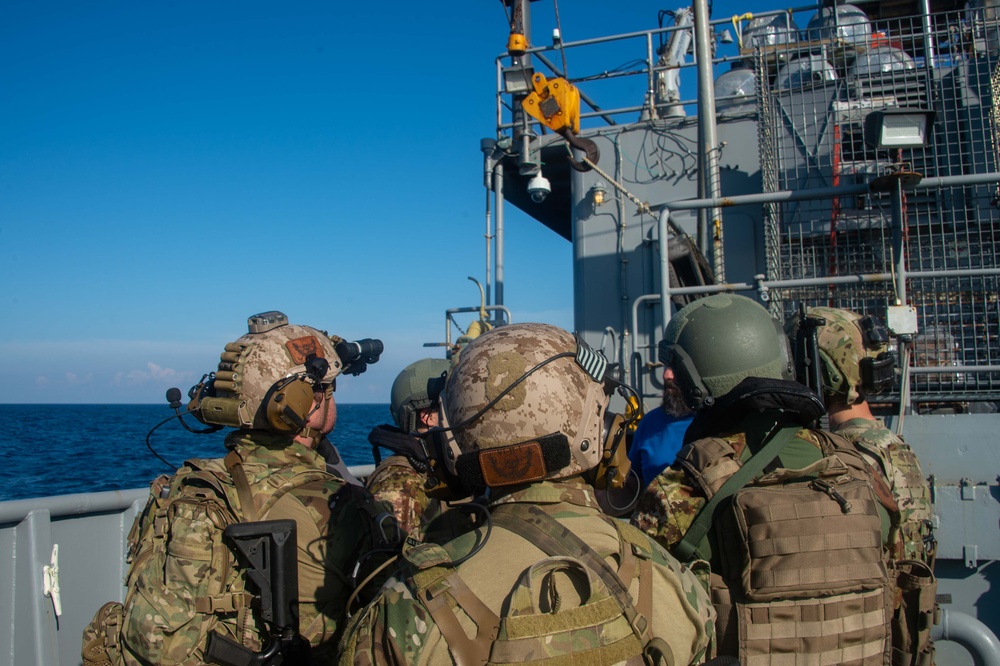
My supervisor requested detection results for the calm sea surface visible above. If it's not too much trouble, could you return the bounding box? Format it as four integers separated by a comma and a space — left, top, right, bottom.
0, 404, 389, 501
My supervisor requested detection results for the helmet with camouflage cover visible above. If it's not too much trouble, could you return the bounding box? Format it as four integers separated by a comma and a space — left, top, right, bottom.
390, 358, 451, 432
659, 294, 794, 410
188, 311, 343, 432
806, 306, 893, 405
442, 323, 611, 487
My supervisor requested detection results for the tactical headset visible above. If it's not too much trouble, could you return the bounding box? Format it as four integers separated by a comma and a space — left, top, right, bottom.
189, 353, 332, 432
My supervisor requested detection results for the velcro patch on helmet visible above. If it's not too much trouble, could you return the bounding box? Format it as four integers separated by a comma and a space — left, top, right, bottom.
285, 336, 325, 364
480, 441, 547, 486
456, 434, 571, 489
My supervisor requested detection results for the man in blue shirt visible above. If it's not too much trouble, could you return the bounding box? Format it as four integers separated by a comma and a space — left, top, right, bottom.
628, 366, 694, 488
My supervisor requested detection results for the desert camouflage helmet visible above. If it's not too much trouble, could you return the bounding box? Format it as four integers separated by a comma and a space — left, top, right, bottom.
660, 294, 793, 410
190, 311, 343, 431
390, 358, 451, 432
808, 306, 892, 404
442, 323, 610, 486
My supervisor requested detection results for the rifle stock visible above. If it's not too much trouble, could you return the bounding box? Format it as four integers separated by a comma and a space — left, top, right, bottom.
207, 519, 305, 666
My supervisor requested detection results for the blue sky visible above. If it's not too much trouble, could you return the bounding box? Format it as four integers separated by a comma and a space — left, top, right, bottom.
0, 0, 747, 404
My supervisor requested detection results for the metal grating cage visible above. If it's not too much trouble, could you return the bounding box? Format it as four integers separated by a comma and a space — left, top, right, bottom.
757, 8, 1000, 403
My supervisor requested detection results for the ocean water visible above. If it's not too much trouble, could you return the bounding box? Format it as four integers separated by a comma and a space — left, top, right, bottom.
0, 403, 389, 502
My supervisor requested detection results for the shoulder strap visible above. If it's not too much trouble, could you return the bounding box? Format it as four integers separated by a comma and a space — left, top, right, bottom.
674, 424, 803, 562
225, 450, 259, 522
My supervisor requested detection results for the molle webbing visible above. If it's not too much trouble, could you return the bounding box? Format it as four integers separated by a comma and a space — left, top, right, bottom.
489, 558, 646, 666
491, 506, 643, 630
728, 477, 886, 602
414, 504, 665, 666
739, 588, 891, 666
490, 505, 657, 651
677, 437, 742, 498
675, 424, 803, 562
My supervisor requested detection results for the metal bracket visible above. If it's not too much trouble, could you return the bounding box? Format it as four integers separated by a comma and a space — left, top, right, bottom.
964, 544, 979, 569
42, 544, 62, 617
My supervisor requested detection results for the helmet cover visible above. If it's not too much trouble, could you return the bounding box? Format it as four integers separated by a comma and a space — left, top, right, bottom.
808, 306, 891, 404
192, 315, 342, 431
442, 323, 609, 486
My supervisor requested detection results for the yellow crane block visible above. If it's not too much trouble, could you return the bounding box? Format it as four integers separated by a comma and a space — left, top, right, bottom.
521, 73, 581, 135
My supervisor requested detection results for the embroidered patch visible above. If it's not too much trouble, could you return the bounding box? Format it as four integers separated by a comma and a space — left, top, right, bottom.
479, 441, 547, 486
286, 336, 324, 364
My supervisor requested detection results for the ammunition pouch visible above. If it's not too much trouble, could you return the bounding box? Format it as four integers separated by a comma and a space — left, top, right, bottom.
891, 560, 938, 666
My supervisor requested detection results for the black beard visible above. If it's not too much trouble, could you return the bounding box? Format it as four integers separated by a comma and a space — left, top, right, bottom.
661, 380, 693, 418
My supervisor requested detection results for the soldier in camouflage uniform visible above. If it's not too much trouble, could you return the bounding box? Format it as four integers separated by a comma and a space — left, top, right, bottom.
82, 312, 391, 666
366, 358, 450, 538
786, 307, 939, 665
633, 294, 904, 665
801, 306, 935, 566
340, 323, 716, 666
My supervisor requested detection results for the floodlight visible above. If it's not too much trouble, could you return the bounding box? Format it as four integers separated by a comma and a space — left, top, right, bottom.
864, 108, 935, 149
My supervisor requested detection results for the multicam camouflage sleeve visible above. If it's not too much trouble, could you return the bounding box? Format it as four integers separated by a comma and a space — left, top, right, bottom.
631, 467, 706, 551
836, 419, 935, 564
366, 457, 441, 539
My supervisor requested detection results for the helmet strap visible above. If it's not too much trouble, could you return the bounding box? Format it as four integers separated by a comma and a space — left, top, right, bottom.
665, 344, 715, 410
296, 391, 329, 448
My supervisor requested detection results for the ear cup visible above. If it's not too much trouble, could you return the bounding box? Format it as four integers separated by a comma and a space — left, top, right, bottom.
265, 378, 316, 431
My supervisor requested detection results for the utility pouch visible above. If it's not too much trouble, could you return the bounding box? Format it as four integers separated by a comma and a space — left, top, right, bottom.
891, 560, 937, 666
720, 474, 886, 601
81, 601, 125, 666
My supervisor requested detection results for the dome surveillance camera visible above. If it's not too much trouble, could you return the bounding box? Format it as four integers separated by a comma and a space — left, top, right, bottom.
527, 173, 551, 203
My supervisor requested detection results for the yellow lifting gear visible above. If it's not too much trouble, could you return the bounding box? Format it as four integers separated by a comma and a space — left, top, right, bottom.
521, 72, 580, 135
520, 73, 600, 172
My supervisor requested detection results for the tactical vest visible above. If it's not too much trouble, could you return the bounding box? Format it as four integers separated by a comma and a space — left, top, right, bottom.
674, 426, 906, 666
388, 503, 674, 666
82, 451, 338, 666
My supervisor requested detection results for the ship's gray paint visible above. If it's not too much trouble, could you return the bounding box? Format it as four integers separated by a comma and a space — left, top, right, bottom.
1, 496, 142, 666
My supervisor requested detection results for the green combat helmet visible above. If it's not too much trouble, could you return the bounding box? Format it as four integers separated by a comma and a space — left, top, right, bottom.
659, 294, 794, 410
807, 306, 895, 405
390, 358, 451, 432
442, 323, 612, 488
188, 310, 343, 433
